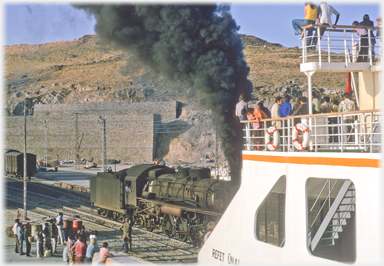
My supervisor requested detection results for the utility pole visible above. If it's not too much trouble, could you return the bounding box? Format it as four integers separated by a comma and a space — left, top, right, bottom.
44, 119, 47, 168
98, 116, 107, 172
75, 113, 79, 169
23, 98, 31, 220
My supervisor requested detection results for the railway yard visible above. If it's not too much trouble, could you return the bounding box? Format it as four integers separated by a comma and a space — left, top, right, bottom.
4, 166, 202, 264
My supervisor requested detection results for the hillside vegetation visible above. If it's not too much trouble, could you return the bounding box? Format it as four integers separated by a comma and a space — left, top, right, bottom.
4, 34, 347, 116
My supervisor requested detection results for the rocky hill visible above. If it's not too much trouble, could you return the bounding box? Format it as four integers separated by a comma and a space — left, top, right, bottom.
4, 34, 348, 164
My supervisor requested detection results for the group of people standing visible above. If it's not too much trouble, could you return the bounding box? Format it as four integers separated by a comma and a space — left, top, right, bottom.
236, 91, 356, 147
292, 1, 381, 60
12, 212, 117, 264
12, 218, 59, 258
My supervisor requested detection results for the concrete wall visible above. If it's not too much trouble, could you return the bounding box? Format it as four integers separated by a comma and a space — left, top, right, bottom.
358, 70, 381, 110
5, 101, 177, 163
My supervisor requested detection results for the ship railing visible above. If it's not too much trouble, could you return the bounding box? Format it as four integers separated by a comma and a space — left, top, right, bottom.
300, 24, 382, 67
241, 109, 381, 153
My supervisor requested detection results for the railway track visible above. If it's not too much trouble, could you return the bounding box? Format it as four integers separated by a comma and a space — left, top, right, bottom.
5, 179, 200, 263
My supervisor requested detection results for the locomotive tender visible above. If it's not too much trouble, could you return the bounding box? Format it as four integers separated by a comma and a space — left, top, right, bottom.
90, 164, 236, 244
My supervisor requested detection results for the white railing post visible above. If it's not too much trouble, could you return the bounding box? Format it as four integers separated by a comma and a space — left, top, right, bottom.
370, 112, 373, 153
317, 26, 322, 67
327, 30, 331, 62
303, 30, 307, 63
245, 122, 250, 151
340, 115, 344, 152
368, 29, 373, 66
344, 28, 348, 67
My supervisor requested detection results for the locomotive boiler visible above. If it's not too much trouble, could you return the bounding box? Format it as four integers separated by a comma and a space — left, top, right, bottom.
90, 164, 236, 245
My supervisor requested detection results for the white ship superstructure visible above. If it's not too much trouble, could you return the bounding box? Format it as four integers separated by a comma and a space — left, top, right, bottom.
198, 25, 382, 265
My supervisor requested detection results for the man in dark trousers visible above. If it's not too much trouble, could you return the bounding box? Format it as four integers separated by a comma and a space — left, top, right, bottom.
121, 217, 132, 251
359, 14, 376, 61
23, 224, 32, 257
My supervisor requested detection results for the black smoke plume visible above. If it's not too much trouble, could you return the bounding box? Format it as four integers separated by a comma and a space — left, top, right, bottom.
75, 4, 253, 186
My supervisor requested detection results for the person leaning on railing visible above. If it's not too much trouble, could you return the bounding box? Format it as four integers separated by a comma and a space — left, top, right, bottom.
360, 14, 376, 60
288, 97, 309, 126
352, 20, 374, 62
311, 2, 340, 48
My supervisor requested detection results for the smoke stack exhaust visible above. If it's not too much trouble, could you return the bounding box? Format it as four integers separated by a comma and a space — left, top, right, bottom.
75, 4, 253, 186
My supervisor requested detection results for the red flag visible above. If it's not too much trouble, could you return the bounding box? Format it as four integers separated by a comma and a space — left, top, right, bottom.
346, 72, 352, 93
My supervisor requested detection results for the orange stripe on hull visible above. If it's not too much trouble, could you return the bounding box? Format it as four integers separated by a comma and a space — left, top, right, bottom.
242, 154, 380, 168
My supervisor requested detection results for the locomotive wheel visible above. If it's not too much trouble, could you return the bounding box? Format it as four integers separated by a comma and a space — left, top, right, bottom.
136, 215, 145, 228
175, 217, 189, 242
162, 215, 175, 238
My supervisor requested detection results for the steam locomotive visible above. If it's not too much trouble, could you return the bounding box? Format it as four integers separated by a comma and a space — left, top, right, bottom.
90, 164, 236, 245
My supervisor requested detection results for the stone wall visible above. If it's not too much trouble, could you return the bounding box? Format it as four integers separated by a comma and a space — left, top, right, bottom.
4, 101, 177, 163
33, 101, 178, 122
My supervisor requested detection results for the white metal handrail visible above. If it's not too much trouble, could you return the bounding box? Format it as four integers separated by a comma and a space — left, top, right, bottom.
241, 109, 381, 153
301, 25, 382, 66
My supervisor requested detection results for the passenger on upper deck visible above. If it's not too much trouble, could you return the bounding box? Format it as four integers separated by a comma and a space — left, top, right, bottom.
359, 14, 376, 60
312, 2, 340, 48
292, 2, 319, 46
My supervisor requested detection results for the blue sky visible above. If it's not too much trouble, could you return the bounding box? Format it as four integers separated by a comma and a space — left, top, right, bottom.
2, 1, 382, 48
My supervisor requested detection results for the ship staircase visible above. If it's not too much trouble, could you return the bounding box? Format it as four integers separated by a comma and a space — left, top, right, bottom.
307, 180, 355, 255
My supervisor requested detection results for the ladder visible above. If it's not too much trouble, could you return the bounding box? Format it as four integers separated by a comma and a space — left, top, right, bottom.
310, 181, 355, 251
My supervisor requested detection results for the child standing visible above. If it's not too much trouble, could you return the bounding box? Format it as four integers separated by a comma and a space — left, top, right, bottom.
34, 229, 44, 258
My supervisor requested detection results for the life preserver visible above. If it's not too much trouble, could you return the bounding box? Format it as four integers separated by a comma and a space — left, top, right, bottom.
265, 126, 280, 151
292, 123, 310, 150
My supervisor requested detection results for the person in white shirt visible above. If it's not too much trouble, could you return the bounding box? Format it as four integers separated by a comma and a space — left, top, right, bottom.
56, 212, 64, 244
312, 2, 340, 47
12, 219, 20, 253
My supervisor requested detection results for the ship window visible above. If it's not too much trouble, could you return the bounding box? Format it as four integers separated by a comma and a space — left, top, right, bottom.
306, 178, 356, 263
255, 176, 285, 247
